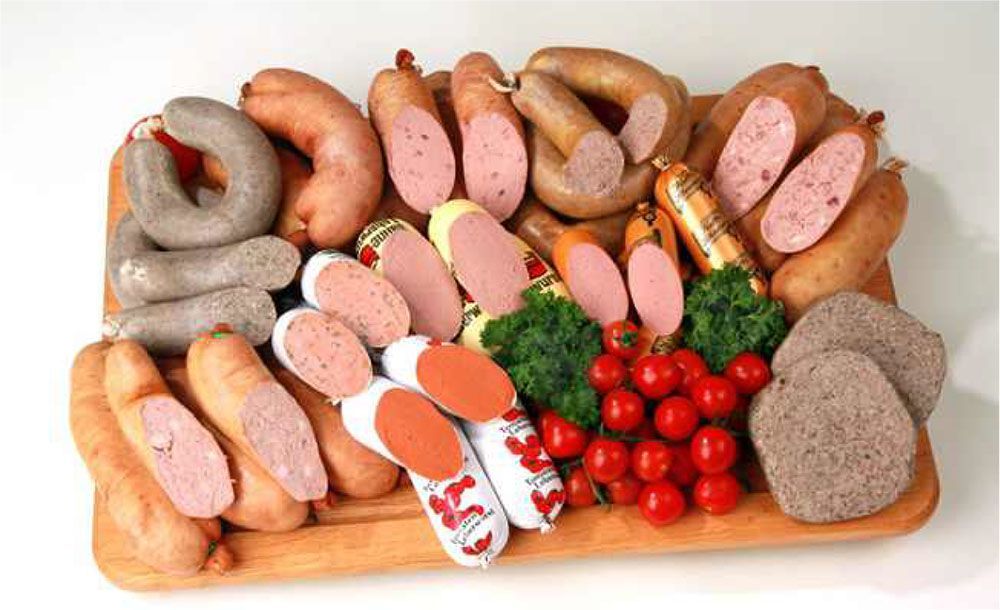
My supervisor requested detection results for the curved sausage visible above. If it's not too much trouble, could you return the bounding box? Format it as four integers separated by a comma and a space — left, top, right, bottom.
551, 228, 629, 325
124, 97, 281, 249
505, 196, 631, 263
241, 69, 384, 249
107, 213, 158, 309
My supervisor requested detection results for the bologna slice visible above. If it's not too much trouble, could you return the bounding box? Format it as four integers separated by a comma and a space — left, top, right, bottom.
187, 328, 328, 502
356, 218, 463, 340
712, 69, 829, 219
461, 402, 565, 532
341, 376, 464, 481
761, 114, 882, 253
381, 335, 515, 423
627, 242, 685, 336
551, 228, 628, 326
104, 340, 234, 519
271, 307, 373, 400
301, 249, 411, 348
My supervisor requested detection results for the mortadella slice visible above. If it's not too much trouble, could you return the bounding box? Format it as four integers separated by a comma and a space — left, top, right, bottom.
551, 228, 628, 326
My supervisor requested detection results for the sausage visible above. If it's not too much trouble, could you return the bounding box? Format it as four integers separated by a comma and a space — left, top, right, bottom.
803, 93, 861, 153
732, 196, 788, 273
186, 327, 328, 501
712, 69, 829, 219
341, 376, 464, 480
770, 162, 909, 321
368, 49, 456, 214
452, 52, 527, 221
271, 307, 373, 400
505, 196, 631, 263
124, 97, 281, 249
619, 201, 679, 266
241, 69, 384, 249
380, 335, 516, 423
370, 180, 431, 233
300, 250, 411, 348
461, 402, 564, 532
626, 242, 685, 336
505, 71, 624, 196
273, 367, 400, 499
107, 214, 158, 309
684, 63, 804, 178
424, 70, 464, 168
551, 228, 629, 325
70, 343, 220, 576
355, 218, 463, 340
762, 112, 883, 252
160, 359, 310, 532
102, 286, 277, 356
525, 47, 688, 163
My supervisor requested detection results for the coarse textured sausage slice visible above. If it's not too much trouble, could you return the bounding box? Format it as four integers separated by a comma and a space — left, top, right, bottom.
461, 402, 564, 532
125, 97, 281, 249
452, 52, 527, 221
102, 286, 276, 356
356, 218, 463, 340
684, 63, 804, 177
241, 69, 384, 249
381, 335, 516, 423
626, 242, 685, 336
271, 307, 373, 400
187, 328, 328, 501
341, 376, 464, 480
712, 69, 829, 219
505, 196, 632, 263
70, 343, 220, 575
762, 112, 883, 253
525, 47, 687, 163
368, 49, 456, 214
551, 229, 629, 325
505, 71, 624, 196
160, 359, 310, 532
770, 162, 909, 321
300, 250, 411, 347
274, 367, 400, 499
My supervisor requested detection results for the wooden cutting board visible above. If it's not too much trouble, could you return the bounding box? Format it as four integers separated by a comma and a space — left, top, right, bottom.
92, 93, 939, 591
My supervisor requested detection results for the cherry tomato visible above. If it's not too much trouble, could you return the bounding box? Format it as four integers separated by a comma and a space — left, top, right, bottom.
690, 375, 738, 419
125, 115, 202, 182
693, 472, 743, 515
728, 394, 750, 433
539, 411, 589, 459
667, 443, 699, 487
564, 467, 597, 507
690, 426, 738, 474
633, 417, 659, 440
630, 354, 682, 399
583, 438, 630, 484
600, 388, 645, 432
653, 396, 700, 441
588, 353, 627, 394
671, 348, 710, 396
606, 472, 642, 505
724, 352, 772, 395
631, 441, 673, 483
603, 320, 640, 360
638, 481, 686, 526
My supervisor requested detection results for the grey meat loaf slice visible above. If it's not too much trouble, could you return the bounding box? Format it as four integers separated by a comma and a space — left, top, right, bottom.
749, 349, 916, 524
772, 291, 946, 424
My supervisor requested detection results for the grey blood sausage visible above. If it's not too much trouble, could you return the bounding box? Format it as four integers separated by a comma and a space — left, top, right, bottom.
240, 69, 385, 249
381, 335, 565, 531
301, 250, 411, 348
271, 307, 373, 401
102, 286, 277, 356
368, 49, 456, 214
355, 218, 464, 341
103, 340, 234, 519
124, 97, 281, 249
711, 68, 829, 219
524, 47, 688, 164
551, 228, 629, 326
341, 376, 510, 566
70, 343, 226, 576
186, 328, 328, 502
451, 52, 528, 221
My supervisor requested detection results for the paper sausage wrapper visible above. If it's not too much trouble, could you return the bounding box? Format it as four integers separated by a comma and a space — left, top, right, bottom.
429, 199, 569, 352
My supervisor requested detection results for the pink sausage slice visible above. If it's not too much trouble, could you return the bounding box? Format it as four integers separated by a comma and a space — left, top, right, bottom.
565, 243, 629, 326
449, 212, 530, 316
462, 114, 528, 221
277, 309, 372, 399
713, 96, 796, 219
762, 131, 867, 253
382, 230, 463, 340
388, 106, 456, 214
627, 243, 684, 336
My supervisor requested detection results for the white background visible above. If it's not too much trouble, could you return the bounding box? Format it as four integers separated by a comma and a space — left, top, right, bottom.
1, 1, 997, 608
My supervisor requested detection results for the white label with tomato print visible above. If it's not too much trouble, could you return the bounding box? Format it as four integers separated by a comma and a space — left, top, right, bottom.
409, 428, 510, 569
461, 401, 565, 532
